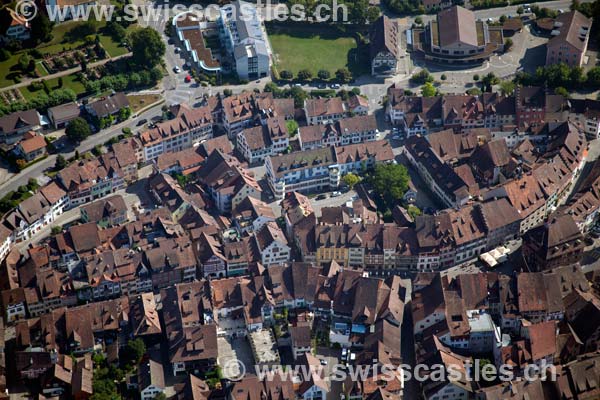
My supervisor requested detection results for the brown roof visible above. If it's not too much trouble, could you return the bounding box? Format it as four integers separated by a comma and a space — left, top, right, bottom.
437, 6, 478, 48
81, 195, 127, 223
240, 125, 270, 150
18, 134, 46, 154
337, 114, 377, 134
199, 135, 233, 157
427, 128, 489, 162
479, 198, 521, 231
0, 109, 40, 136
548, 10, 591, 52
305, 97, 345, 118
140, 104, 213, 146
527, 321, 557, 360
290, 325, 311, 348
181, 28, 220, 69
156, 146, 205, 173
446, 205, 486, 246
334, 140, 394, 164
69, 223, 101, 252
369, 15, 399, 59
88, 93, 129, 117
112, 141, 138, 168
255, 221, 288, 251
269, 147, 337, 179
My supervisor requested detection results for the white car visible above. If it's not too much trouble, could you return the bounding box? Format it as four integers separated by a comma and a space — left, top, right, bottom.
320, 359, 328, 366
174, 47, 181, 53
331, 191, 342, 197
173, 66, 181, 73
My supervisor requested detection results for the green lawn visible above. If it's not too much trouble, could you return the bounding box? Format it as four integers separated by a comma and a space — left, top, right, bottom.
268, 25, 367, 77
19, 73, 87, 101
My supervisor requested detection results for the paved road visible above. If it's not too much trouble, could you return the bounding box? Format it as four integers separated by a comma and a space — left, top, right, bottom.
0, 0, 593, 197
0, 103, 163, 195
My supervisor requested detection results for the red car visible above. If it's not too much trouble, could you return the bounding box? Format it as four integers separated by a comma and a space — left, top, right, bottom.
185, 75, 192, 83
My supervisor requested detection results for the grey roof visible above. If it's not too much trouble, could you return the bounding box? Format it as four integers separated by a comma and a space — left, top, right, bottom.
48, 102, 80, 122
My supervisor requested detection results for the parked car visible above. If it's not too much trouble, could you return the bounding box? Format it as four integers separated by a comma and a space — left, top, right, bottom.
331, 191, 342, 197
316, 194, 329, 200
173, 66, 181, 73
174, 47, 181, 53
392, 135, 400, 140
330, 83, 341, 89
136, 118, 148, 126
320, 359, 328, 366
185, 75, 192, 83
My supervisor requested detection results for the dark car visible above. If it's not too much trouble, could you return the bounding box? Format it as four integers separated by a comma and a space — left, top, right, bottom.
316, 194, 328, 200
136, 118, 148, 126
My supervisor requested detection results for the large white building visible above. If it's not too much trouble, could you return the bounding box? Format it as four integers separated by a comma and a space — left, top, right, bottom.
218, 1, 271, 80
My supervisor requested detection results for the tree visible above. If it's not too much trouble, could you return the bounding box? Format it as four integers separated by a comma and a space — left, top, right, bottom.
18, 54, 32, 71
516, 6, 524, 14
30, 13, 53, 43
0, 48, 9, 62
366, 6, 380, 23
473, 74, 480, 82
415, 16, 423, 25
421, 82, 436, 97
370, 163, 409, 208
342, 173, 361, 189
123, 338, 146, 366
499, 80, 515, 96
280, 70, 293, 80
55, 154, 67, 170
51, 226, 63, 235
410, 69, 434, 84
440, 74, 447, 81
335, 68, 352, 83
297, 69, 313, 81
571, 0, 580, 11
555, 86, 570, 97
407, 205, 421, 219
317, 69, 331, 80
65, 117, 92, 143
290, 86, 308, 108
504, 38, 513, 52
118, 107, 131, 121
587, 67, 600, 86
129, 27, 166, 69
286, 119, 299, 136
223, 88, 233, 97
481, 72, 499, 92
499, 15, 507, 23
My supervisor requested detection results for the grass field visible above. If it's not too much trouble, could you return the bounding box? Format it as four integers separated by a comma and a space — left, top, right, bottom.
127, 94, 162, 113
268, 25, 366, 77
19, 74, 87, 101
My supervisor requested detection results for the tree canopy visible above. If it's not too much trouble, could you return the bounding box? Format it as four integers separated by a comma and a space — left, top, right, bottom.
130, 27, 166, 69
65, 118, 92, 143
370, 163, 410, 208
